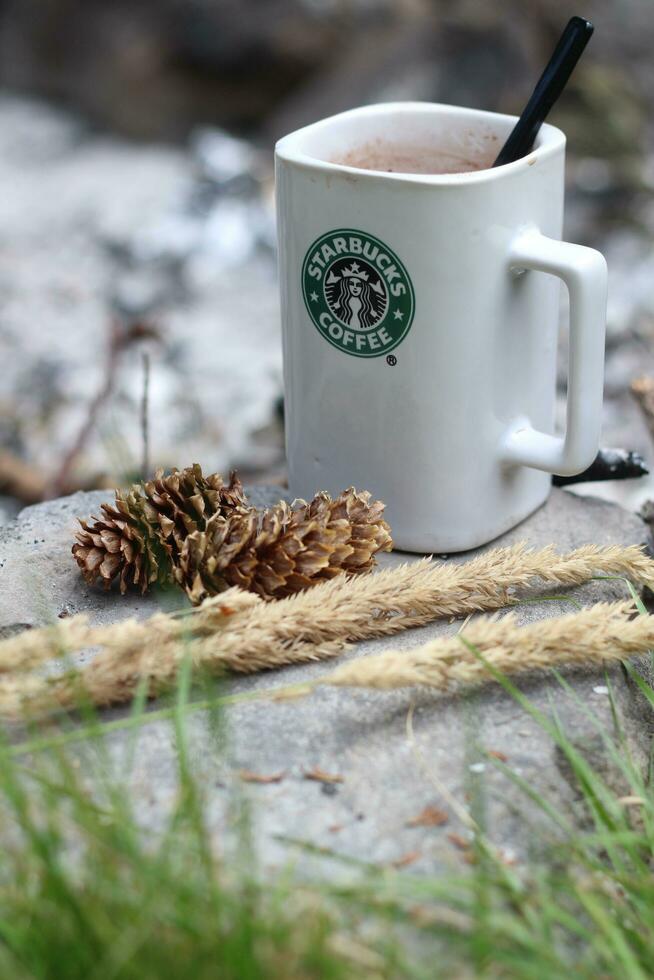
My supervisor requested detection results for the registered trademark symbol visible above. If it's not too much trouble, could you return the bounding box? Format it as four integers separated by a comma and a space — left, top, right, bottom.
386, 354, 397, 366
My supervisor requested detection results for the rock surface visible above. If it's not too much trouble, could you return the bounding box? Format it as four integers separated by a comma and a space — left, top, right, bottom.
1, 486, 653, 876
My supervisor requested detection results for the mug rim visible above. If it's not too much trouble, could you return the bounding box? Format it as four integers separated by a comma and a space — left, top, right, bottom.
275, 100, 566, 186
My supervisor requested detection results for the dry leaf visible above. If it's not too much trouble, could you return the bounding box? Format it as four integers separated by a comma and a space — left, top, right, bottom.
239, 769, 286, 784
304, 767, 343, 784
409, 905, 437, 927
409, 905, 471, 930
391, 850, 421, 869
487, 750, 509, 762
405, 805, 448, 828
618, 795, 645, 806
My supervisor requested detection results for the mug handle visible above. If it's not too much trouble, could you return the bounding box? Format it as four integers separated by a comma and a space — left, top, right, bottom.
500, 228, 607, 477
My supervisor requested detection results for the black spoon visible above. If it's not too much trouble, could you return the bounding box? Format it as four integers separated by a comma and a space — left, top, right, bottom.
493, 16, 594, 167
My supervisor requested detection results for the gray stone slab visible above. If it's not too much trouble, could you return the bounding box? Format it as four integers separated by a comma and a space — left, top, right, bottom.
0, 484, 285, 633
1, 486, 652, 877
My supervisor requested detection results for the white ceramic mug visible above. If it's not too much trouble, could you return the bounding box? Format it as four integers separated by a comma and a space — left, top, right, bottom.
275, 102, 607, 552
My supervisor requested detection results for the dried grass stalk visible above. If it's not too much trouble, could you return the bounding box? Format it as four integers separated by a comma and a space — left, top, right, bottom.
321, 600, 649, 693
0, 543, 652, 718
241, 541, 654, 641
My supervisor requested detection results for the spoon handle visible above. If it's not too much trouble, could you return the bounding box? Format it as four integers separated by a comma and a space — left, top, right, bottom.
493, 16, 594, 167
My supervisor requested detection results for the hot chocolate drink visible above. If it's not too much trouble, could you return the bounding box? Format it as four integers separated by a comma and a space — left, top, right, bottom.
333, 138, 495, 175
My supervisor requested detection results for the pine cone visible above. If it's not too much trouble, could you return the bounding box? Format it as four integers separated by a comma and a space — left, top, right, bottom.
177, 488, 393, 603
141, 465, 246, 568
72, 466, 246, 594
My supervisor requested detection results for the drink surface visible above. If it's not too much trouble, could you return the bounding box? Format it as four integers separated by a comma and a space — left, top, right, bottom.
331, 138, 496, 174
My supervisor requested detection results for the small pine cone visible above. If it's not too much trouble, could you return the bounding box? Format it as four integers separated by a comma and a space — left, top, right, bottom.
72, 465, 247, 594
178, 488, 393, 603
72, 486, 166, 594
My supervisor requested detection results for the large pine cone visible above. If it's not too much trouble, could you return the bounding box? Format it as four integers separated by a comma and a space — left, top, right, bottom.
72, 466, 246, 593
177, 488, 393, 603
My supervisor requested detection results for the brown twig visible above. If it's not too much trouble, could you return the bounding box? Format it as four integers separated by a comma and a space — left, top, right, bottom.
47, 319, 160, 499
0, 451, 115, 505
631, 376, 654, 441
0, 451, 46, 504
47, 320, 124, 498
140, 351, 150, 481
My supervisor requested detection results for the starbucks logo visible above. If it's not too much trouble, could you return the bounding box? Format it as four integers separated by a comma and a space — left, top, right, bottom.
301, 229, 415, 358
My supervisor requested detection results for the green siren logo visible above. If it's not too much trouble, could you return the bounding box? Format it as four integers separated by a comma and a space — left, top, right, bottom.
301, 229, 415, 358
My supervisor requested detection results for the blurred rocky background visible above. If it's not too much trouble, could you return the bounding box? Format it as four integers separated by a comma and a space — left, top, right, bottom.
1, 0, 654, 524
